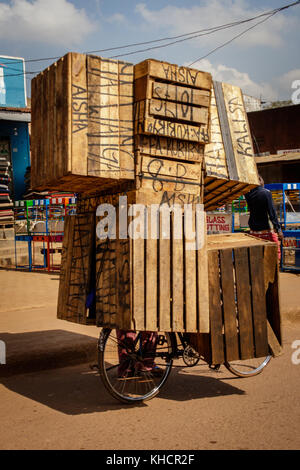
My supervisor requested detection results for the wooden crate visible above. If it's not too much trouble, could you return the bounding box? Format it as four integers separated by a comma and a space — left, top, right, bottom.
134, 59, 211, 145
31, 53, 135, 192
203, 82, 259, 209
57, 212, 96, 324
95, 194, 209, 332
133, 59, 210, 204
135, 153, 203, 196
134, 59, 212, 90
136, 135, 204, 163
190, 233, 282, 364
58, 192, 208, 328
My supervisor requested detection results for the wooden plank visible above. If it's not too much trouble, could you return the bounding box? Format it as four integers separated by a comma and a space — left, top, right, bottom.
138, 155, 201, 181
108, 238, 117, 327
48, 64, 56, 181
172, 209, 184, 331
38, 72, 45, 186
55, 58, 65, 179
207, 233, 274, 250
98, 58, 120, 178
103, 240, 112, 326
185, 208, 197, 332
30, 75, 38, 188
214, 81, 238, 181
135, 113, 209, 144
149, 98, 208, 125
234, 247, 255, 359
267, 320, 282, 357
134, 100, 209, 143
204, 183, 248, 208
145, 205, 158, 330
219, 248, 240, 362
66, 216, 82, 321
144, 117, 209, 143
118, 61, 135, 180
208, 250, 224, 364
159, 210, 171, 331
76, 213, 94, 323
134, 75, 152, 101
116, 237, 132, 330
152, 81, 210, 107
249, 245, 269, 357
204, 84, 228, 180
71, 52, 88, 175
57, 215, 74, 319
134, 59, 212, 90
133, 189, 202, 206
87, 55, 101, 177
138, 175, 201, 196
136, 155, 202, 195
95, 237, 107, 327
132, 207, 146, 330
63, 54, 71, 176
222, 82, 258, 185
42, 68, 50, 187
265, 245, 282, 346
264, 244, 278, 291
136, 135, 203, 162
196, 207, 209, 333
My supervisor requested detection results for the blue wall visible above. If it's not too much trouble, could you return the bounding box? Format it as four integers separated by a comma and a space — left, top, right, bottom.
0, 56, 26, 108
0, 121, 30, 199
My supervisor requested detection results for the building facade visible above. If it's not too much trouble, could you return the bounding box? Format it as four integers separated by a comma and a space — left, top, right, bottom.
0, 55, 31, 204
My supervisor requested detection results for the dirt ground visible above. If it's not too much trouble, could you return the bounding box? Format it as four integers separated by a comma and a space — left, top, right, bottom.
0, 269, 299, 450
0, 322, 300, 450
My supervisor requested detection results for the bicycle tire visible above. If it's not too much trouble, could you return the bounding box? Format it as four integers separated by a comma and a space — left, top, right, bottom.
98, 328, 176, 404
224, 355, 272, 377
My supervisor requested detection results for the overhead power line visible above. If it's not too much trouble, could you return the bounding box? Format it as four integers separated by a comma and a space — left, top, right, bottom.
188, 12, 277, 66
0, 0, 299, 78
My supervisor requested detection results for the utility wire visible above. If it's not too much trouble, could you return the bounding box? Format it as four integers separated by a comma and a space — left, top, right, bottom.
1, 0, 299, 77
0, 11, 281, 65
188, 12, 277, 66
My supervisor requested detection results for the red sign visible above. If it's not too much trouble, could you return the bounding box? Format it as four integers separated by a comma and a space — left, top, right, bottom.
207, 213, 232, 234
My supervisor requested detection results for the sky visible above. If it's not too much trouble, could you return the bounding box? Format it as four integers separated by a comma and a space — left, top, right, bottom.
0, 0, 299, 101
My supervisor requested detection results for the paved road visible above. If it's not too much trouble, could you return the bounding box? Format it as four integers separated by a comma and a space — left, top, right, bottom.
0, 322, 299, 450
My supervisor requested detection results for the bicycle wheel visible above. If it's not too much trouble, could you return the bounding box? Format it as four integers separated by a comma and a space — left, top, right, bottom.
98, 329, 175, 404
224, 355, 272, 377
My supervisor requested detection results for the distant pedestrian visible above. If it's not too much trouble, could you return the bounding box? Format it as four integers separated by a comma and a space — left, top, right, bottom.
245, 176, 283, 260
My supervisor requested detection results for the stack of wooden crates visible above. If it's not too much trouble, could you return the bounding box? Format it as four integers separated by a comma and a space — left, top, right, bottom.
31, 53, 282, 363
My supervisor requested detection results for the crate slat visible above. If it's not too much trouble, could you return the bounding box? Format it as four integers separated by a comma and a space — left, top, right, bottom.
145, 206, 158, 331
208, 250, 225, 364
172, 210, 184, 331
249, 245, 269, 357
219, 249, 240, 362
136, 135, 204, 163
234, 247, 255, 359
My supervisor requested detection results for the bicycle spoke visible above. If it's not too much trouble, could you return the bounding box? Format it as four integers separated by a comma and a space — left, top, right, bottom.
98, 329, 175, 403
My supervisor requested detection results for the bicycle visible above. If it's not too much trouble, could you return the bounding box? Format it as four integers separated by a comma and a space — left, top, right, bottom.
98, 329, 272, 404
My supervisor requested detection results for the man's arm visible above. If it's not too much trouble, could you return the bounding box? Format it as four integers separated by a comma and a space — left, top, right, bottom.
266, 191, 283, 239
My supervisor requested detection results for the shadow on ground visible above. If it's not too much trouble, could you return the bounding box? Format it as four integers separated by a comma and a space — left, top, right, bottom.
0, 330, 98, 377
0, 360, 245, 415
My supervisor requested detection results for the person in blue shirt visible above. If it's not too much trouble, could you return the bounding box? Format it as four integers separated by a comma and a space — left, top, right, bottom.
245, 176, 283, 259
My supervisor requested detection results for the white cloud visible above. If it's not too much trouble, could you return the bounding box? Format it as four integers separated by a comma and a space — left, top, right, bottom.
275, 69, 300, 98
107, 13, 126, 24
0, 0, 96, 46
188, 59, 299, 101
136, 1, 295, 49
191, 59, 276, 100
